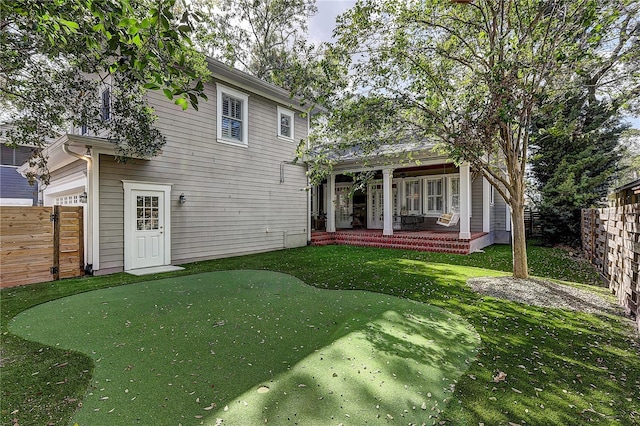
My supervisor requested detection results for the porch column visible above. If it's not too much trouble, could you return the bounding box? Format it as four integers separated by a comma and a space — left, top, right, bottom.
482, 177, 491, 233
326, 173, 336, 232
459, 162, 472, 240
383, 168, 394, 236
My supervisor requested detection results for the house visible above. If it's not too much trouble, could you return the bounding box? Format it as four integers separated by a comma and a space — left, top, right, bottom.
0, 123, 40, 206
309, 144, 512, 253
608, 178, 640, 207
19, 58, 310, 275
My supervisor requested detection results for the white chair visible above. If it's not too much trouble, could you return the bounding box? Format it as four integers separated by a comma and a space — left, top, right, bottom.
436, 212, 460, 227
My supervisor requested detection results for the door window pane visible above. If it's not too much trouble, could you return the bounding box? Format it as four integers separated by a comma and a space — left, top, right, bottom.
136, 195, 160, 230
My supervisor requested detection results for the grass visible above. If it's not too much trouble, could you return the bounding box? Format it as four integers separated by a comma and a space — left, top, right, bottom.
1, 243, 638, 425
8, 270, 480, 425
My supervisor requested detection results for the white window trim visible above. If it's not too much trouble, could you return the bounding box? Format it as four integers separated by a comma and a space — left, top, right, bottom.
424, 177, 444, 216
122, 181, 172, 271
403, 178, 421, 215
448, 174, 461, 213
216, 83, 249, 147
276, 106, 295, 141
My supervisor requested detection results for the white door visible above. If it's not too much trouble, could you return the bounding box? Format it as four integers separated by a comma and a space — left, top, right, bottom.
335, 184, 353, 229
368, 183, 384, 229
131, 190, 164, 269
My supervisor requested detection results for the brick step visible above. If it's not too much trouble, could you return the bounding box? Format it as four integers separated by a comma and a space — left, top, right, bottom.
335, 239, 469, 252
336, 233, 461, 242
310, 231, 474, 255
334, 234, 468, 245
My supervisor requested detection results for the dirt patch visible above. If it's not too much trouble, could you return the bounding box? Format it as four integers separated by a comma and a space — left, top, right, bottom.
467, 276, 622, 316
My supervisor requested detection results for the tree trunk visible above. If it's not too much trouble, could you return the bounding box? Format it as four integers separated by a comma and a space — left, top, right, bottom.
510, 200, 529, 279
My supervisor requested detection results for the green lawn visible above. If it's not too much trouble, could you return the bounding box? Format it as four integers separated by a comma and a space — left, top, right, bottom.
1, 243, 639, 425
9, 270, 480, 425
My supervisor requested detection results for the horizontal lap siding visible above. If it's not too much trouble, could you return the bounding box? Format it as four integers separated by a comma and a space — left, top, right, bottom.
470, 177, 483, 231
99, 82, 308, 271
493, 194, 507, 231
0, 167, 37, 202
51, 159, 87, 181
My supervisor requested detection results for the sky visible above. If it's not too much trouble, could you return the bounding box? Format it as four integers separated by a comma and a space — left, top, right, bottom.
308, 0, 640, 130
308, 0, 355, 44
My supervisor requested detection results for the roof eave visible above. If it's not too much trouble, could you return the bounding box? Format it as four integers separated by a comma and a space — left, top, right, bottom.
206, 57, 311, 113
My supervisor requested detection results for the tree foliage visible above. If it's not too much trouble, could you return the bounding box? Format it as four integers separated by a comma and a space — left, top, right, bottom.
528, 1, 639, 246
301, 0, 639, 278
1, 0, 209, 182
617, 129, 640, 184
530, 93, 629, 245
192, 0, 316, 84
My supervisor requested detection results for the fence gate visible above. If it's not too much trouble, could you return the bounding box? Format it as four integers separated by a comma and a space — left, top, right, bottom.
0, 206, 84, 288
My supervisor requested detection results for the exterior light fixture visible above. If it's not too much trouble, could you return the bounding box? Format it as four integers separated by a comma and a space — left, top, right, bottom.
84, 146, 92, 157
80, 191, 88, 203
179, 193, 186, 204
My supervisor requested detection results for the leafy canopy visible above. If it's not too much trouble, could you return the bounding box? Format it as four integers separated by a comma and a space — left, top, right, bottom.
192, 0, 316, 84
1, 0, 209, 182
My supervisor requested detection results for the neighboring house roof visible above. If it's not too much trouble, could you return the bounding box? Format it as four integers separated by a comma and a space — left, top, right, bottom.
614, 178, 640, 193
0, 121, 62, 147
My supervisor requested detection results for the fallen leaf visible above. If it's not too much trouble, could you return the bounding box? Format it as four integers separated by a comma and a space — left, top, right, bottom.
493, 371, 507, 382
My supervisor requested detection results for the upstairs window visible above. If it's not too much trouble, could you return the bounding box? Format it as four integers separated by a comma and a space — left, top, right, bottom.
277, 106, 294, 140
222, 94, 242, 140
101, 87, 111, 121
217, 83, 249, 147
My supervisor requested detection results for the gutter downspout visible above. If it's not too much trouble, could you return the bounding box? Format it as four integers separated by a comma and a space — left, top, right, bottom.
306, 115, 312, 244
62, 142, 93, 273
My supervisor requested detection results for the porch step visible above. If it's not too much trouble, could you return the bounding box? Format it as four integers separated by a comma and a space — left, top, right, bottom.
310, 231, 471, 254
309, 231, 336, 246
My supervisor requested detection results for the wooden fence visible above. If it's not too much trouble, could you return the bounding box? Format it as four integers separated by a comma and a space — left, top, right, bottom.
1, 206, 84, 288
524, 207, 542, 238
582, 204, 640, 326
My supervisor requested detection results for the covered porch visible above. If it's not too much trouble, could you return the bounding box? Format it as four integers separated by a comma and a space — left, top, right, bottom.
308, 147, 510, 254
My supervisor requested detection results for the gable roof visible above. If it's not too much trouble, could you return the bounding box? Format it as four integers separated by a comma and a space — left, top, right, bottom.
207, 58, 309, 113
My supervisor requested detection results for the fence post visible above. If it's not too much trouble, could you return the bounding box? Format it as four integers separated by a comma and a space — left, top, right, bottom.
52, 205, 60, 280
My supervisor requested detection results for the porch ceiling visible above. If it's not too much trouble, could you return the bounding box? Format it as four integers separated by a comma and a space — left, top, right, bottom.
332, 153, 452, 173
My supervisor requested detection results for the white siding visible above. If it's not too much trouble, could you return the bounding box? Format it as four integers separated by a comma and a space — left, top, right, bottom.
491, 191, 511, 244
50, 159, 87, 181
98, 81, 308, 271
470, 176, 483, 232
